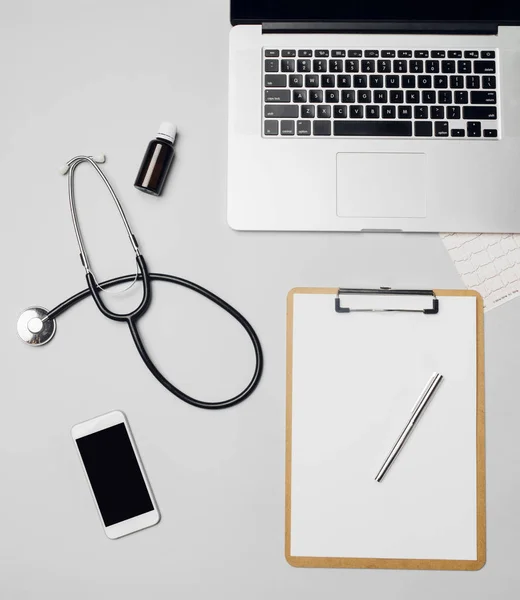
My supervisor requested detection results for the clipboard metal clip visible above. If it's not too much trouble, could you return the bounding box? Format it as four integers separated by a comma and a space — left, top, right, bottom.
335, 287, 439, 315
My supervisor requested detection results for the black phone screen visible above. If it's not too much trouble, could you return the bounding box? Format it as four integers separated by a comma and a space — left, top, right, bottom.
75, 423, 154, 527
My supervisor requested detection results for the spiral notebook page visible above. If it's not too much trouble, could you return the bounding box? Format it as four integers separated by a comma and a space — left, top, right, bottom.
286, 289, 484, 569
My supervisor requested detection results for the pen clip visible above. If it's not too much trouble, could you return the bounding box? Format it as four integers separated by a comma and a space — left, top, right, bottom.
410, 373, 440, 415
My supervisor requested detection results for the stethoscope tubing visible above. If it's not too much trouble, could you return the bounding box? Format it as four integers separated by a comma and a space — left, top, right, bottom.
45, 271, 264, 410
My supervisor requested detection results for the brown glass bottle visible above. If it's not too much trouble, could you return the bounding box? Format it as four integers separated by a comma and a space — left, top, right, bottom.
134, 122, 176, 196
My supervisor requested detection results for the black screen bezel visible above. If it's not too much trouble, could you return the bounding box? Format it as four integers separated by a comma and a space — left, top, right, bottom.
230, 1, 520, 26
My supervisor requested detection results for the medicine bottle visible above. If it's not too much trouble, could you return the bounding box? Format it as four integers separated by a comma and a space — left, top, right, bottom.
134, 122, 176, 196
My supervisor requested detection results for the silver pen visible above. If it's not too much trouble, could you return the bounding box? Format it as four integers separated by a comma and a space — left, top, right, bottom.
375, 372, 443, 483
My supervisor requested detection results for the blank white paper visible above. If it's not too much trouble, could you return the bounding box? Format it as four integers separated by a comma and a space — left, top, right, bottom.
290, 293, 477, 561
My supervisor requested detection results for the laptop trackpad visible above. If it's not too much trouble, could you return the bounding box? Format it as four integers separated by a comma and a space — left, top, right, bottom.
336, 152, 426, 218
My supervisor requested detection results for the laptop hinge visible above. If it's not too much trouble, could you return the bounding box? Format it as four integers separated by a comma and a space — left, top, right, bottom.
262, 21, 498, 35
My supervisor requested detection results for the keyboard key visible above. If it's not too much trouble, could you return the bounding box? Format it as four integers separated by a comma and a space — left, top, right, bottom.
309, 90, 323, 103
357, 90, 371, 103
415, 50, 429, 58
297, 59, 311, 72
366, 105, 380, 118
422, 90, 436, 104
348, 50, 362, 57
450, 75, 464, 88
438, 90, 452, 104
484, 129, 498, 137
369, 75, 384, 88
402, 75, 416, 88
418, 75, 432, 88
406, 90, 420, 103
313, 59, 327, 72
265, 74, 287, 87
474, 61, 495, 73
447, 106, 461, 119
298, 49, 313, 57
282, 50, 296, 57
334, 121, 412, 136
377, 60, 391, 72
398, 50, 413, 58
415, 121, 433, 136
362, 60, 375, 72
382, 105, 396, 119
467, 121, 482, 137
448, 50, 462, 58
457, 60, 471, 74
414, 106, 428, 119
463, 106, 497, 119
398, 105, 412, 119
301, 105, 315, 118
265, 50, 279, 57
345, 60, 360, 72
390, 90, 404, 103
465, 51, 479, 59
325, 90, 340, 103
321, 75, 335, 87
374, 90, 388, 103
365, 50, 379, 58
434, 75, 448, 88
431, 50, 445, 58
280, 120, 295, 135
471, 91, 497, 104
393, 60, 407, 73
329, 59, 343, 72
289, 74, 303, 87
265, 89, 290, 102
297, 120, 311, 135
483, 76, 496, 89
337, 75, 351, 87
293, 90, 307, 102
353, 75, 368, 87
264, 120, 278, 135
350, 105, 364, 118
386, 75, 399, 88
442, 60, 456, 73
481, 50, 495, 59
315, 50, 329, 58
381, 50, 396, 58
341, 90, 356, 103
333, 105, 348, 118
431, 106, 445, 119
410, 60, 424, 73
305, 74, 319, 87
451, 129, 465, 137
426, 60, 440, 73
264, 105, 299, 118
313, 120, 331, 135
265, 59, 279, 72
455, 91, 469, 104
435, 121, 449, 136
318, 105, 331, 118
332, 49, 346, 57
281, 59, 295, 72
466, 75, 480, 89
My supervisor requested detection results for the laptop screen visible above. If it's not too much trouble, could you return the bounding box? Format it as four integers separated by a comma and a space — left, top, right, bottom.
231, 1, 520, 25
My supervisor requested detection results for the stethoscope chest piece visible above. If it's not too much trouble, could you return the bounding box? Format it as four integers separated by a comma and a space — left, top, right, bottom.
17, 306, 56, 346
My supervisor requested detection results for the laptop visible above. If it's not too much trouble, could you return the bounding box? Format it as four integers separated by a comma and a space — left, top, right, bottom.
227, 1, 520, 232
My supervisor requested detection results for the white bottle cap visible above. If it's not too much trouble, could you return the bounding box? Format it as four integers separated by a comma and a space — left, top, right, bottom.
157, 122, 176, 143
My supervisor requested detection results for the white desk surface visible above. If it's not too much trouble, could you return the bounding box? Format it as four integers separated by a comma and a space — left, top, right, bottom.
1, 1, 519, 598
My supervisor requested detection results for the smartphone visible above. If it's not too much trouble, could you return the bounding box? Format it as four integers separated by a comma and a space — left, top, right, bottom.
71, 410, 160, 539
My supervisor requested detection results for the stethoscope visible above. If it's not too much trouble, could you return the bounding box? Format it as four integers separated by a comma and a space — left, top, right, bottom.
17, 155, 263, 409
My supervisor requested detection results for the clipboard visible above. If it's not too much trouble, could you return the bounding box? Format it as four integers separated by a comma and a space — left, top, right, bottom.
286, 288, 485, 571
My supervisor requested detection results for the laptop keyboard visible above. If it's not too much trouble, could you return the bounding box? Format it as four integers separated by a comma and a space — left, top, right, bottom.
263, 48, 499, 139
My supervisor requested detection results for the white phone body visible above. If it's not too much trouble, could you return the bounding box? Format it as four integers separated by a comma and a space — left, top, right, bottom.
71, 410, 160, 539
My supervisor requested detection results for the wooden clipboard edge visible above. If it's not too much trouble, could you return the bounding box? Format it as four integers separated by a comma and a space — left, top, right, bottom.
285, 287, 486, 571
